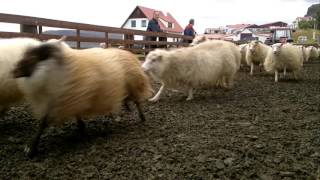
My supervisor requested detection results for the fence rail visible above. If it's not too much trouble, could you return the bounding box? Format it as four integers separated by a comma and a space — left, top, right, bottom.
0, 13, 193, 53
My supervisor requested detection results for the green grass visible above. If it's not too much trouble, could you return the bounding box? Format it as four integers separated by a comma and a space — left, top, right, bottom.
293, 29, 320, 44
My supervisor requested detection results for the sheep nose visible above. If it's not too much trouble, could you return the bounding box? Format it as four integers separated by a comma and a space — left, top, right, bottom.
141, 64, 149, 72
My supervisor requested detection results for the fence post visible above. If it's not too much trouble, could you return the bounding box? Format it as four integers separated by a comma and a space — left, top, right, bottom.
105, 32, 109, 48
38, 26, 42, 34
76, 29, 80, 49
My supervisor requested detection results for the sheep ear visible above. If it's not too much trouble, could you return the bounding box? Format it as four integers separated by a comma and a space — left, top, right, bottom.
58, 36, 67, 42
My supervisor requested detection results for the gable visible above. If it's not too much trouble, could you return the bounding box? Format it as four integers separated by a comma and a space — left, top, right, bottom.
129, 8, 147, 19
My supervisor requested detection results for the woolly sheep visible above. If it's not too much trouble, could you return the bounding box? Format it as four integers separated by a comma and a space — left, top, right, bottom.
246, 40, 271, 75
189, 35, 208, 46
142, 40, 241, 102
306, 46, 318, 61
13, 40, 152, 157
239, 44, 249, 68
264, 43, 303, 82
0, 37, 41, 116
295, 45, 306, 65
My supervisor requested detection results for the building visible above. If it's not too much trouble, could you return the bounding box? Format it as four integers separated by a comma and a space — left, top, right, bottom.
293, 16, 314, 29
121, 6, 183, 34
225, 24, 253, 34
259, 21, 288, 28
204, 27, 226, 34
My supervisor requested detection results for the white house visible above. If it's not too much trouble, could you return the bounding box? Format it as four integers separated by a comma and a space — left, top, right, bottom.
121, 6, 183, 41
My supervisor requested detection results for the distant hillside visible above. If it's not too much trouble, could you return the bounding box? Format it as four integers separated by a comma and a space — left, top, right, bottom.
306, 3, 320, 17
43, 30, 123, 48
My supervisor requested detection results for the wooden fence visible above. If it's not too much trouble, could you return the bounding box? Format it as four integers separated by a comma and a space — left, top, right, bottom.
0, 13, 193, 54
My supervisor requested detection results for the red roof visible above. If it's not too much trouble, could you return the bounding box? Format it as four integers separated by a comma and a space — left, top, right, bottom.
129, 6, 183, 33
259, 21, 288, 28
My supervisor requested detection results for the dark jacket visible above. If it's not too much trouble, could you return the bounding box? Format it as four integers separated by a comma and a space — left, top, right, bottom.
184, 24, 195, 37
147, 18, 162, 32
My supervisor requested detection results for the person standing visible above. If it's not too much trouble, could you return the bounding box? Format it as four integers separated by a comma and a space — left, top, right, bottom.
183, 19, 197, 43
147, 11, 162, 49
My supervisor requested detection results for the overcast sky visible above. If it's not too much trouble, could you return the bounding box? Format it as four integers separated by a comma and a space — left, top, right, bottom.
0, 0, 319, 33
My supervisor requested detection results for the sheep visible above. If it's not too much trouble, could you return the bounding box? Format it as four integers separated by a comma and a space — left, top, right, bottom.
246, 40, 271, 75
0, 37, 41, 116
13, 39, 152, 157
264, 43, 303, 82
142, 40, 241, 102
239, 43, 249, 68
99, 42, 125, 49
99, 42, 106, 48
295, 45, 306, 65
189, 35, 208, 46
306, 46, 319, 61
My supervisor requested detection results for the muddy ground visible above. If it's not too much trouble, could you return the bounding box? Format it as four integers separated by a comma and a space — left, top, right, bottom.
0, 60, 319, 180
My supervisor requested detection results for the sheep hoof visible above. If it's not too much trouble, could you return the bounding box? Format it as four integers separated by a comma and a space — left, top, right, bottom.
149, 97, 159, 102
24, 145, 37, 158
186, 97, 193, 101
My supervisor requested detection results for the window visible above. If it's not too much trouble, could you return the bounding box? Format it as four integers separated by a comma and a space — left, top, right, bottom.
131, 20, 136, 28
168, 22, 173, 28
141, 20, 147, 27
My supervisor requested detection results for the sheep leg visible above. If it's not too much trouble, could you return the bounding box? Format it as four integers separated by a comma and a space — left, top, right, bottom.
283, 67, 287, 77
24, 115, 48, 158
250, 63, 254, 75
76, 117, 87, 139
149, 84, 165, 102
134, 101, 146, 122
186, 88, 194, 101
275, 70, 279, 82
124, 99, 131, 112
224, 76, 234, 90
293, 71, 299, 81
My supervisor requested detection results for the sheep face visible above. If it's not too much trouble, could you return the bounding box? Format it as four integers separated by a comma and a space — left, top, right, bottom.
271, 43, 284, 55
13, 44, 62, 78
239, 44, 247, 52
248, 41, 259, 53
142, 50, 167, 77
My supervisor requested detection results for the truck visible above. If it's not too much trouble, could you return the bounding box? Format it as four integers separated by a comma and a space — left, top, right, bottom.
264, 26, 295, 45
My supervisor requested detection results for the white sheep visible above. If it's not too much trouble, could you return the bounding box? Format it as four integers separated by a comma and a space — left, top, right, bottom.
264, 43, 303, 82
13, 40, 152, 157
306, 46, 318, 61
189, 35, 208, 46
295, 45, 306, 65
99, 42, 106, 48
142, 40, 241, 102
246, 40, 271, 75
239, 43, 249, 68
0, 37, 41, 116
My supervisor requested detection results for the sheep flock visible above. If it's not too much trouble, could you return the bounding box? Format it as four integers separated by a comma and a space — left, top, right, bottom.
0, 36, 318, 158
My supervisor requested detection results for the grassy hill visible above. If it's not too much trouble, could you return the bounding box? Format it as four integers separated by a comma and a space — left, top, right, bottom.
293, 29, 320, 43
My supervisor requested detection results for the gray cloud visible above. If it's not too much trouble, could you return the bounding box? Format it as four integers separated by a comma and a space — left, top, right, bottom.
304, 0, 319, 3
